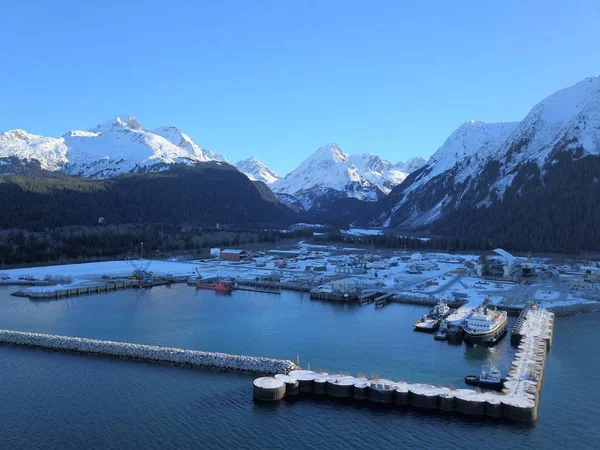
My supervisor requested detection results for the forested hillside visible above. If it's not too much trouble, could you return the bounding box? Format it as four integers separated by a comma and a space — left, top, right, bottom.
0, 163, 297, 230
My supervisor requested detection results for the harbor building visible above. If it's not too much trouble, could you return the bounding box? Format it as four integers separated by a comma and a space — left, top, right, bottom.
219, 249, 248, 261
476, 248, 516, 278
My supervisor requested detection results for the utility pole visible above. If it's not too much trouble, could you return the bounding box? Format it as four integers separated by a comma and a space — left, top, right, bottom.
141, 242, 144, 261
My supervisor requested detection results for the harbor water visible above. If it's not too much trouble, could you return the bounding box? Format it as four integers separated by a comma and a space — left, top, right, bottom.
0, 284, 598, 448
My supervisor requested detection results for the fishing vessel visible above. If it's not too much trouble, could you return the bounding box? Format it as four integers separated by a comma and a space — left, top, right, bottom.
463, 307, 507, 345
196, 280, 235, 293
465, 363, 506, 389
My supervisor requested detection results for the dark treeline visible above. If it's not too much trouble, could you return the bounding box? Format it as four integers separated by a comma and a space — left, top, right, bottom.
0, 224, 312, 266
318, 231, 495, 253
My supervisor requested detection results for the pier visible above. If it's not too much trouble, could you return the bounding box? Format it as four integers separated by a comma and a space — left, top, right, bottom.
0, 330, 298, 375
12, 278, 186, 300
253, 306, 555, 423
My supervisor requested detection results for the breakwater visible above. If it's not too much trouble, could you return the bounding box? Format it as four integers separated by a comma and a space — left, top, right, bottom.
0, 330, 298, 374
253, 307, 555, 423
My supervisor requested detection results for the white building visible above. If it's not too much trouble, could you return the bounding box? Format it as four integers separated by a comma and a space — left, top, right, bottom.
476, 248, 516, 278
583, 266, 600, 283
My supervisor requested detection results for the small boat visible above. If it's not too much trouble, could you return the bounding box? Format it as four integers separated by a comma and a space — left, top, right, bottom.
414, 314, 440, 332
413, 301, 450, 332
434, 321, 448, 340
196, 280, 235, 293
465, 363, 506, 389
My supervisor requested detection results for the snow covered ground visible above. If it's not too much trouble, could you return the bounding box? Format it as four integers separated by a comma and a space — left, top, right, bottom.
1, 246, 598, 312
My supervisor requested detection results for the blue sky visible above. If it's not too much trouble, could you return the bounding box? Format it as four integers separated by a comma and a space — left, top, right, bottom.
1, 1, 598, 175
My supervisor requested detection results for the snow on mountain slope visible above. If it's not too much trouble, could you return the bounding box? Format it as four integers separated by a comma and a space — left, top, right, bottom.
396, 156, 427, 173
151, 126, 228, 163
272, 144, 381, 209
376, 75, 600, 228
0, 129, 68, 171
347, 153, 408, 192
0, 116, 230, 179
234, 157, 279, 184
271, 143, 426, 210
64, 116, 215, 178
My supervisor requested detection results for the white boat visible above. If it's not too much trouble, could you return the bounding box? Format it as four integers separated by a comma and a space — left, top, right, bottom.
463, 307, 508, 345
431, 301, 450, 318
465, 363, 506, 388
413, 314, 439, 332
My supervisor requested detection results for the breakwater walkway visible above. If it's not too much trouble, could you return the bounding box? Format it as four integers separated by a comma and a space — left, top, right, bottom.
0, 330, 298, 374
253, 306, 555, 423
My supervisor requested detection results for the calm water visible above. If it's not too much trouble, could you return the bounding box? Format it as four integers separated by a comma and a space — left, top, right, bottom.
0, 284, 597, 449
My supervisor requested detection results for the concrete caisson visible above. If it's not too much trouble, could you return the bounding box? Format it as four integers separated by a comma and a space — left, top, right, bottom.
288, 370, 317, 393
253, 377, 286, 401
408, 384, 439, 409
502, 397, 537, 422
353, 382, 368, 400
327, 376, 355, 398
367, 379, 395, 404
313, 376, 328, 395
394, 384, 409, 406
454, 389, 486, 416
485, 394, 503, 418
275, 374, 300, 397
438, 390, 455, 412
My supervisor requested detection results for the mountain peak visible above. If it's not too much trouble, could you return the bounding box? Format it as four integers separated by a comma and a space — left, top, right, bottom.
0, 129, 41, 141
314, 143, 348, 162
235, 156, 279, 184
91, 115, 142, 133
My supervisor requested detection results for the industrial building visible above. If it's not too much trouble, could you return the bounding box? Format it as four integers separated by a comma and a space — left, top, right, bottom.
583, 266, 600, 283
267, 250, 302, 259
219, 249, 248, 261
476, 248, 516, 278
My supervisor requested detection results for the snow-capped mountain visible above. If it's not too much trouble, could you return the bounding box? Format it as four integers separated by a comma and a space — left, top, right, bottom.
395, 156, 427, 173
376, 76, 600, 231
151, 126, 228, 163
272, 144, 415, 210
0, 116, 228, 178
0, 129, 68, 171
234, 156, 279, 184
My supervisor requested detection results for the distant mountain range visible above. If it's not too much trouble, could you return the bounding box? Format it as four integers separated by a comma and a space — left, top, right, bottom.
0, 118, 425, 209
2, 75, 599, 252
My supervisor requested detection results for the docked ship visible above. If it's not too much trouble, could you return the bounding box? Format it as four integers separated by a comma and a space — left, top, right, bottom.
465, 363, 506, 390
414, 301, 451, 332
463, 307, 508, 345
196, 279, 235, 293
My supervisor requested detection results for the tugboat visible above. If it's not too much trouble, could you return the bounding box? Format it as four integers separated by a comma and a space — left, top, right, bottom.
196, 279, 235, 293
463, 306, 508, 345
465, 363, 506, 390
414, 301, 451, 332
434, 320, 449, 341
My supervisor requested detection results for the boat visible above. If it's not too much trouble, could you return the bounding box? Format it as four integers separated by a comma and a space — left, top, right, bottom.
465, 363, 506, 389
414, 301, 451, 332
433, 320, 448, 341
431, 300, 451, 318
463, 307, 508, 345
414, 315, 439, 332
196, 280, 235, 293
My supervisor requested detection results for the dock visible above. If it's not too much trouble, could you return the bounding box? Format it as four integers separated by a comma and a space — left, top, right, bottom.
12, 277, 186, 300
253, 306, 556, 423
